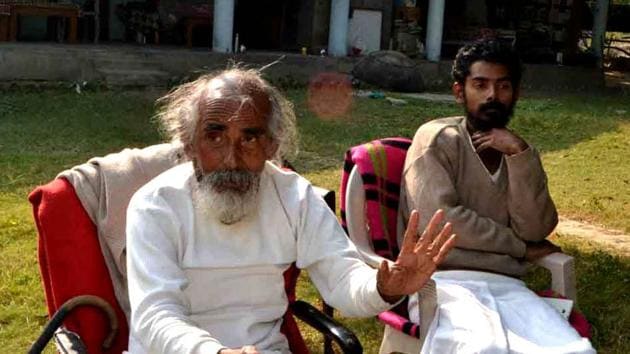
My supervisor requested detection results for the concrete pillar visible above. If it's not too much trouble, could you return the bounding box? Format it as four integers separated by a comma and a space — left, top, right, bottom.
591, 0, 609, 68
328, 0, 350, 57
425, 0, 445, 62
213, 0, 235, 53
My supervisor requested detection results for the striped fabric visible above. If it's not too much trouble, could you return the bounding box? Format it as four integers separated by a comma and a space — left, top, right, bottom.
339, 137, 420, 337
377, 310, 420, 338
340, 137, 411, 259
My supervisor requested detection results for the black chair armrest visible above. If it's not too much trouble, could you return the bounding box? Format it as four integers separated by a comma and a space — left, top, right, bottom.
312, 186, 336, 212
290, 300, 362, 354
29, 295, 118, 354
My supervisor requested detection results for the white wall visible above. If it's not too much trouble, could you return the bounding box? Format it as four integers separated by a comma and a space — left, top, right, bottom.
349, 9, 382, 54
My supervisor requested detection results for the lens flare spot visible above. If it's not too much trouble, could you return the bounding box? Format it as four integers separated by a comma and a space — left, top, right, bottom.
307, 72, 353, 120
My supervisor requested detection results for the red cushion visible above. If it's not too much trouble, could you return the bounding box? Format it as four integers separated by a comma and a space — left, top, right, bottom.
282, 264, 309, 354
29, 178, 129, 354
537, 290, 591, 339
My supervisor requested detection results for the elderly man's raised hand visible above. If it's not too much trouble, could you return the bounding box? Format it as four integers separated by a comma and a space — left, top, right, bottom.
376, 209, 456, 304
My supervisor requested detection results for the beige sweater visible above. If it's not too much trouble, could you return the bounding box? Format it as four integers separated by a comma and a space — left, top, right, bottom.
401, 117, 558, 276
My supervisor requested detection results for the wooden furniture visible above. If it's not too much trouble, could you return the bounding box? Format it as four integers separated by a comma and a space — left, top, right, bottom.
0, 4, 10, 41
9, 3, 79, 43
184, 16, 210, 48
79, 0, 99, 43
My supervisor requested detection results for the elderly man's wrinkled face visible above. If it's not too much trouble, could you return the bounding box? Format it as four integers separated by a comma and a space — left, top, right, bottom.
188, 76, 276, 224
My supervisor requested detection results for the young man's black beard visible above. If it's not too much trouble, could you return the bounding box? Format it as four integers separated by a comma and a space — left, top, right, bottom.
464, 95, 515, 132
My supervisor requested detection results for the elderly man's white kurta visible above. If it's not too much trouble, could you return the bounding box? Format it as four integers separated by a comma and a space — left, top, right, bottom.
126, 162, 392, 354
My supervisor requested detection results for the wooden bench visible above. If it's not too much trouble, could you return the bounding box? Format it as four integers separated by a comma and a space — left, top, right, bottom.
9, 3, 79, 43
0, 4, 10, 41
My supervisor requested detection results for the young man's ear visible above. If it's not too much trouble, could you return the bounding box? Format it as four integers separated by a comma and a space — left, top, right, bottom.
452, 82, 465, 104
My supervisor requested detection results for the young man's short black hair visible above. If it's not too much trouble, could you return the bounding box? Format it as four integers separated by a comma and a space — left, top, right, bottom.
451, 39, 523, 87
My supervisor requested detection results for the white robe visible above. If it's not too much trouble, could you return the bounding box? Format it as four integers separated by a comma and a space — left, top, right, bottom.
126, 162, 393, 354
410, 271, 595, 354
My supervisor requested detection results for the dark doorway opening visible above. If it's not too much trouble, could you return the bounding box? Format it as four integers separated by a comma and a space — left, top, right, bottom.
234, 0, 301, 51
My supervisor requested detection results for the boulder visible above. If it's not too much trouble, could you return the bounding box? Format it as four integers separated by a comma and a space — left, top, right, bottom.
352, 51, 425, 92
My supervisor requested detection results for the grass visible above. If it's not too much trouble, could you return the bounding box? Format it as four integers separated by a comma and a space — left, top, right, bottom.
0, 91, 161, 353
0, 88, 628, 353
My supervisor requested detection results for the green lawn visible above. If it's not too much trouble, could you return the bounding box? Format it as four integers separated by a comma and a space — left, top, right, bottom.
0, 88, 628, 353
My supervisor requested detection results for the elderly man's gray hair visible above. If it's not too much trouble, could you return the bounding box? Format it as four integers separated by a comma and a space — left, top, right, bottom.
155, 68, 298, 162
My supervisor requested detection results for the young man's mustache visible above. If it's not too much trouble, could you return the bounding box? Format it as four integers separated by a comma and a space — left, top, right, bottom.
479, 101, 508, 113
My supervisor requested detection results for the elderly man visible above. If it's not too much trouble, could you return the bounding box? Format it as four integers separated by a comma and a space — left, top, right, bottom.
126, 68, 456, 354
401, 39, 594, 353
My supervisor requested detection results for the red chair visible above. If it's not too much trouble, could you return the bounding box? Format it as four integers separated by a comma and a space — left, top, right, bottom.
28, 146, 361, 354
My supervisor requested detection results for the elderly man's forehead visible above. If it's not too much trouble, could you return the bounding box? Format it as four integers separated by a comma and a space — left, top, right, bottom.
204, 73, 266, 97
198, 74, 271, 116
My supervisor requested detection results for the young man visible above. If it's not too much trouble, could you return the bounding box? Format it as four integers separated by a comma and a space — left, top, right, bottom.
401, 39, 594, 353
125, 68, 456, 354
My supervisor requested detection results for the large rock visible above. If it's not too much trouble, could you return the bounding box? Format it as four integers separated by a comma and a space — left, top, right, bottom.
352, 51, 425, 92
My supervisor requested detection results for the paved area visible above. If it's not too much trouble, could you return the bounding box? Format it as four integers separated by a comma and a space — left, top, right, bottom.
556, 216, 630, 257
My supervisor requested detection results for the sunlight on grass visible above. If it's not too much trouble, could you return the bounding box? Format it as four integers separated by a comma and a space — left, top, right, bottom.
544, 123, 630, 232
0, 194, 51, 353
0, 89, 629, 353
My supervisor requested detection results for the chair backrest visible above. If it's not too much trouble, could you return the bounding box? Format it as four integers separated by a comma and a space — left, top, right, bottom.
340, 138, 423, 339
340, 137, 412, 264
344, 166, 386, 267
29, 178, 129, 354
29, 146, 310, 353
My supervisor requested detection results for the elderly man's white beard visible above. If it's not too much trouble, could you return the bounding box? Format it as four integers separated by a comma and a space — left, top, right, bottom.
192, 169, 261, 225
